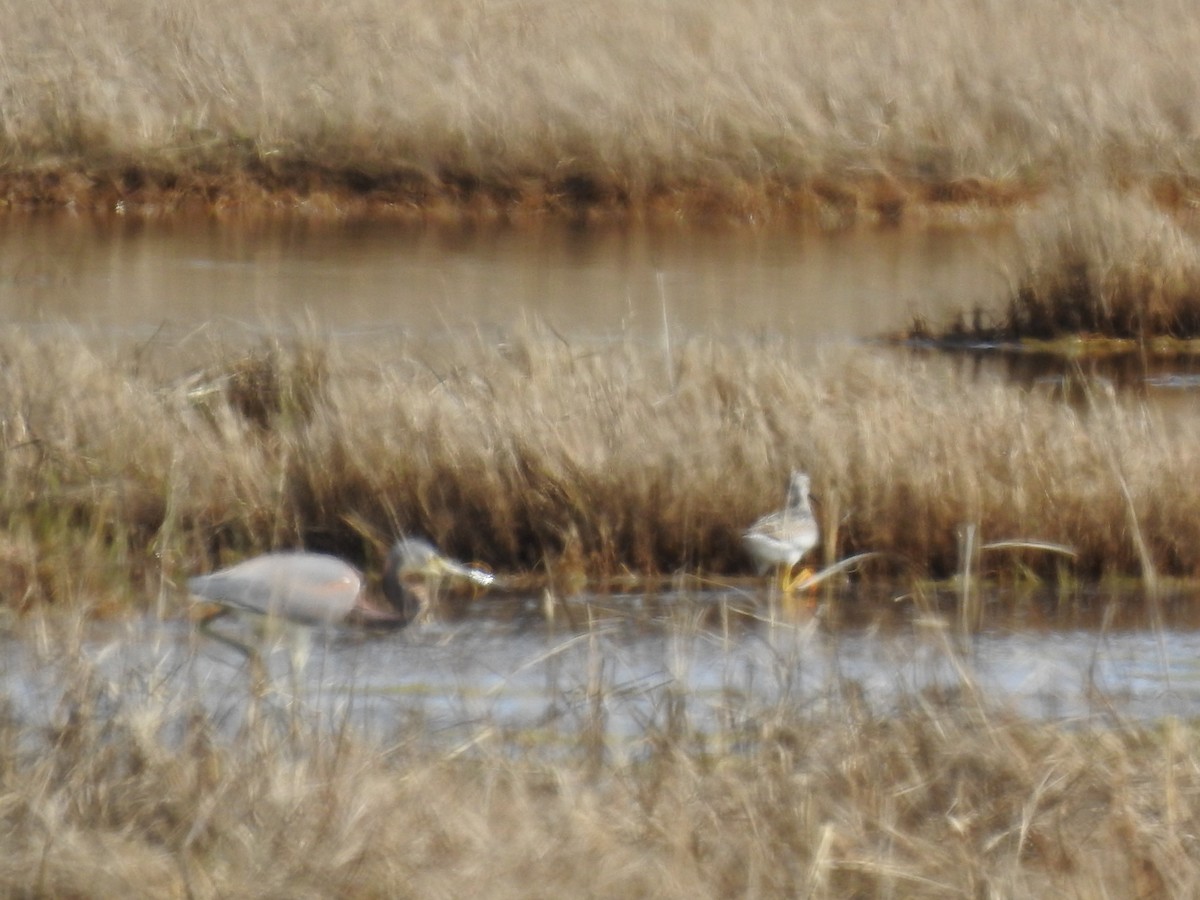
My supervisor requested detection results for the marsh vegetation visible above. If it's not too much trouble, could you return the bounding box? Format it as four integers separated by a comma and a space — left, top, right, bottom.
903, 188, 1200, 345
7, 0, 1200, 891
3, 0, 1200, 222
0, 328, 1195, 617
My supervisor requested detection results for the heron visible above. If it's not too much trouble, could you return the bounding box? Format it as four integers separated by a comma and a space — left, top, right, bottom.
742, 471, 820, 593
187, 537, 495, 658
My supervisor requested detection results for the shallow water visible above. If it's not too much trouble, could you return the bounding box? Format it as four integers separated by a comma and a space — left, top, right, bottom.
0, 214, 1011, 342
6, 592, 1200, 746
9, 212, 1200, 403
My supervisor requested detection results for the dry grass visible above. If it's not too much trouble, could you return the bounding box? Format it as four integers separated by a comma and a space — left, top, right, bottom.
1, 326, 1198, 615
907, 187, 1200, 342
1005, 190, 1200, 339
2, 0, 1200, 220
2, 622, 1199, 898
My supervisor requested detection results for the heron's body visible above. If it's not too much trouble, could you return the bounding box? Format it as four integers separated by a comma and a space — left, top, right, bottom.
188, 552, 395, 627
188, 538, 494, 635
743, 472, 819, 591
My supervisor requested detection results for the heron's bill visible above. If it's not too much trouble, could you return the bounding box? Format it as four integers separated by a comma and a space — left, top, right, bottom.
435, 556, 495, 587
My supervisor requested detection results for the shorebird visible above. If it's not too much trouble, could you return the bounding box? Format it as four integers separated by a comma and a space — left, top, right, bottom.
742, 471, 820, 593
188, 537, 494, 655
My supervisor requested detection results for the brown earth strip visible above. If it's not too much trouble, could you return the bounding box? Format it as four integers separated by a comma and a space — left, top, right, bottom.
0, 167, 1038, 226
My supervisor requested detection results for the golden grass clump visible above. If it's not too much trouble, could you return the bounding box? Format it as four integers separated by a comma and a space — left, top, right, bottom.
901, 187, 1200, 343
2, 637, 1199, 898
0, 326, 1199, 614
1001, 190, 1200, 339
3, 0, 1200, 219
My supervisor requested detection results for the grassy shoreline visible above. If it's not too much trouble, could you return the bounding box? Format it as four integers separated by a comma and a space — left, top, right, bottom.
0, 168, 1033, 226
1, 328, 1197, 616
4, 0, 1200, 222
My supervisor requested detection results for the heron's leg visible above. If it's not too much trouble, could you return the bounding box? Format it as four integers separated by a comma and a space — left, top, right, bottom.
197, 613, 276, 719
198, 611, 257, 660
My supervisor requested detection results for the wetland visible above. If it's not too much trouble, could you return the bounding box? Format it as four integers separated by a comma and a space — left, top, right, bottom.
2, 210, 1199, 895
8, 0, 1200, 893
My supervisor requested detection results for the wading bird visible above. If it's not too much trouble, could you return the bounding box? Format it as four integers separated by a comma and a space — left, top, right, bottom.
742, 471, 820, 593
188, 537, 495, 652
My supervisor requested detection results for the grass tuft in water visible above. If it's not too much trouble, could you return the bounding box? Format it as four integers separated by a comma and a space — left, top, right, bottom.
904, 187, 1200, 344
1004, 190, 1200, 340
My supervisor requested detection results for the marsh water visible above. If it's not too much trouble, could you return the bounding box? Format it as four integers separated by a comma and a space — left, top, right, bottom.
3, 213, 1199, 728
0, 214, 1010, 340
6, 592, 1200, 745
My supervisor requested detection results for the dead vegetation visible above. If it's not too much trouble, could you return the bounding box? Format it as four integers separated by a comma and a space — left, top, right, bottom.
905, 188, 1200, 344
0, 327, 1197, 616
2, 0, 1200, 221
1001, 191, 1200, 339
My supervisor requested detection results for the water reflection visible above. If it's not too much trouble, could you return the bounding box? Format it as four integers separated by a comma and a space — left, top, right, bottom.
901, 341, 1200, 415
0, 214, 1012, 341
13, 212, 1200, 400
5, 590, 1200, 750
